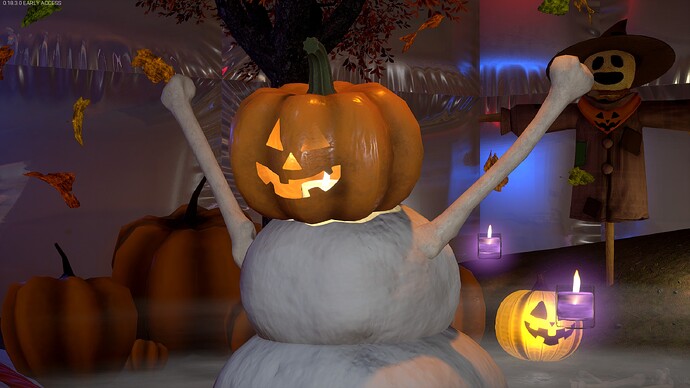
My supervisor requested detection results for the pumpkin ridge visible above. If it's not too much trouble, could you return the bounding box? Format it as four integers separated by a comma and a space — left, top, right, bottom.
0, 284, 31, 375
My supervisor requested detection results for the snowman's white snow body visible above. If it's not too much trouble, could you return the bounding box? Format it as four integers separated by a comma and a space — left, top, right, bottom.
241, 205, 459, 345
214, 328, 507, 388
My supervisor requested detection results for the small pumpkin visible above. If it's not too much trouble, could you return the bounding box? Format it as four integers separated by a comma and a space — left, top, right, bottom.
1, 243, 137, 377
494, 275, 583, 362
125, 339, 168, 371
111, 177, 259, 353
230, 37, 423, 224
451, 266, 486, 343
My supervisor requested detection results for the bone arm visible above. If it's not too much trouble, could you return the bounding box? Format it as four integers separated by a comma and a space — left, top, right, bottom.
161, 75, 255, 267
415, 56, 594, 259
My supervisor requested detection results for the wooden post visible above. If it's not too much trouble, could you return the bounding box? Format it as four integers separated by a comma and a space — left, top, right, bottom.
605, 222, 614, 286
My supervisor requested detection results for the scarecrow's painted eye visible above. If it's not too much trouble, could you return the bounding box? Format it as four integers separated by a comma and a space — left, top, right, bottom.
592, 56, 604, 70
611, 55, 624, 67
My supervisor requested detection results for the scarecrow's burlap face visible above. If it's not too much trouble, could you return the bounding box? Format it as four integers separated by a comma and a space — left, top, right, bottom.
584, 49, 636, 91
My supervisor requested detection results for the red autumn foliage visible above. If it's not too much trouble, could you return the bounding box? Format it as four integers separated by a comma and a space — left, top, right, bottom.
135, 0, 468, 83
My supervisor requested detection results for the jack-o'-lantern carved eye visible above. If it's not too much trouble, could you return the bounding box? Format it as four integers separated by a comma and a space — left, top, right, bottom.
522, 297, 576, 348
266, 119, 284, 151
257, 118, 340, 200
584, 49, 636, 91
266, 119, 331, 153
530, 301, 549, 320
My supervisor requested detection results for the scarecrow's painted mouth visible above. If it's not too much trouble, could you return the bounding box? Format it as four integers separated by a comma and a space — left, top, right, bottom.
256, 163, 341, 199
524, 321, 575, 346
594, 72, 624, 85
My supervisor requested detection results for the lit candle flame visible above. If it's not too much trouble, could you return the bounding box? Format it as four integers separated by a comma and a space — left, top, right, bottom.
573, 270, 581, 293
487, 224, 492, 238
321, 171, 330, 191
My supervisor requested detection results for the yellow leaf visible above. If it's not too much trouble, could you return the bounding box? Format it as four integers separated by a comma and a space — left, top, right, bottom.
483, 152, 508, 192
72, 97, 90, 146
132, 49, 175, 84
573, 0, 595, 24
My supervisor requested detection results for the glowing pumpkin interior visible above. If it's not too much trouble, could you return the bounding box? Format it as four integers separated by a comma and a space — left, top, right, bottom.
256, 118, 341, 199
495, 288, 583, 362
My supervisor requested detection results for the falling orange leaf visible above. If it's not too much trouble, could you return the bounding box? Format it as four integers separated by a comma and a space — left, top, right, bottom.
400, 33, 417, 53
24, 171, 80, 208
483, 152, 508, 192
419, 13, 445, 29
573, 0, 595, 24
400, 13, 445, 53
132, 49, 175, 83
0, 45, 14, 80
72, 97, 90, 146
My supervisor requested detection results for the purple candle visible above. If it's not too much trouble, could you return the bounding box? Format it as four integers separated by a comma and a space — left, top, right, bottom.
557, 270, 594, 321
478, 225, 501, 259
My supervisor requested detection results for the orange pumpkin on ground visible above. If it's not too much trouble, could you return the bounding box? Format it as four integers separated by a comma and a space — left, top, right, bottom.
230, 38, 423, 224
495, 275, 583, 361
125, 339, 168, 371
112, 177, 259, 353
1, 243, 137, 378
452, 266, 486, 343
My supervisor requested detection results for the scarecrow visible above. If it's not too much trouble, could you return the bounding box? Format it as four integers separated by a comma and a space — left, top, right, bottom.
488, 20, 690, 285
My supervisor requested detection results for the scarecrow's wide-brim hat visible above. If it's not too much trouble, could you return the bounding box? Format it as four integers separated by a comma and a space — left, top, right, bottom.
546, 19, 675, 88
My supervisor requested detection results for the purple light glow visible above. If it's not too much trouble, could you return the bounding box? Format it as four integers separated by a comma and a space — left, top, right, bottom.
557, 291, 594, 320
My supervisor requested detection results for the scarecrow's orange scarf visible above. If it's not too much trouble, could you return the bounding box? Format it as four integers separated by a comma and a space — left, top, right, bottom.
577, 93, 641, 134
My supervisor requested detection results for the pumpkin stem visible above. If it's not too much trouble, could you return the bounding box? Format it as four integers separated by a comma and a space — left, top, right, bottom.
54, 242, 76, 279
304, 37, 336, 96
183, 176, 207, 224
532, 273, 551, 291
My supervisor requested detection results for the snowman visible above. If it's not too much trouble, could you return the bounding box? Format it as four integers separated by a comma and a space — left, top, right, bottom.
161, 38, 593, 387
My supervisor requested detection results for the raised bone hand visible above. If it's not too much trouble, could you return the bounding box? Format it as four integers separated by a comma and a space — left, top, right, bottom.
161, 75, 256, 267
415, 55, 594, 259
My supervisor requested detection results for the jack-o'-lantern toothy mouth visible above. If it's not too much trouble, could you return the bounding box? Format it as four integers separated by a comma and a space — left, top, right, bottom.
256, 162, 341, 199
524, 321, 574, 346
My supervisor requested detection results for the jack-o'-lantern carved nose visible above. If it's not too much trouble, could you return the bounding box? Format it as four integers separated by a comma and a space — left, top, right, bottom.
282, 152, 302, 171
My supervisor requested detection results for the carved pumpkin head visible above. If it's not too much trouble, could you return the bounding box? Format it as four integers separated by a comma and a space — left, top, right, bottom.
495, 276, 583, 361
546, 19, 675, 98
231, 38, 423, 224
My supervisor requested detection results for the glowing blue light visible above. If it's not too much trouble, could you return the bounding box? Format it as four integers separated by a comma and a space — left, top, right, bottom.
479, 56, 546, 75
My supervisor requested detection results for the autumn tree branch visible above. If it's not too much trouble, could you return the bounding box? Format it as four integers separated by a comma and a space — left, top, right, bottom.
320, 0, 366, 52
215, 0, 276, 81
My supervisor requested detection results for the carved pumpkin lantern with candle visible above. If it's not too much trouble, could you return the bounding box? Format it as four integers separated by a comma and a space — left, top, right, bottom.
230, 38, 423, 225
495, 275, 583, 362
